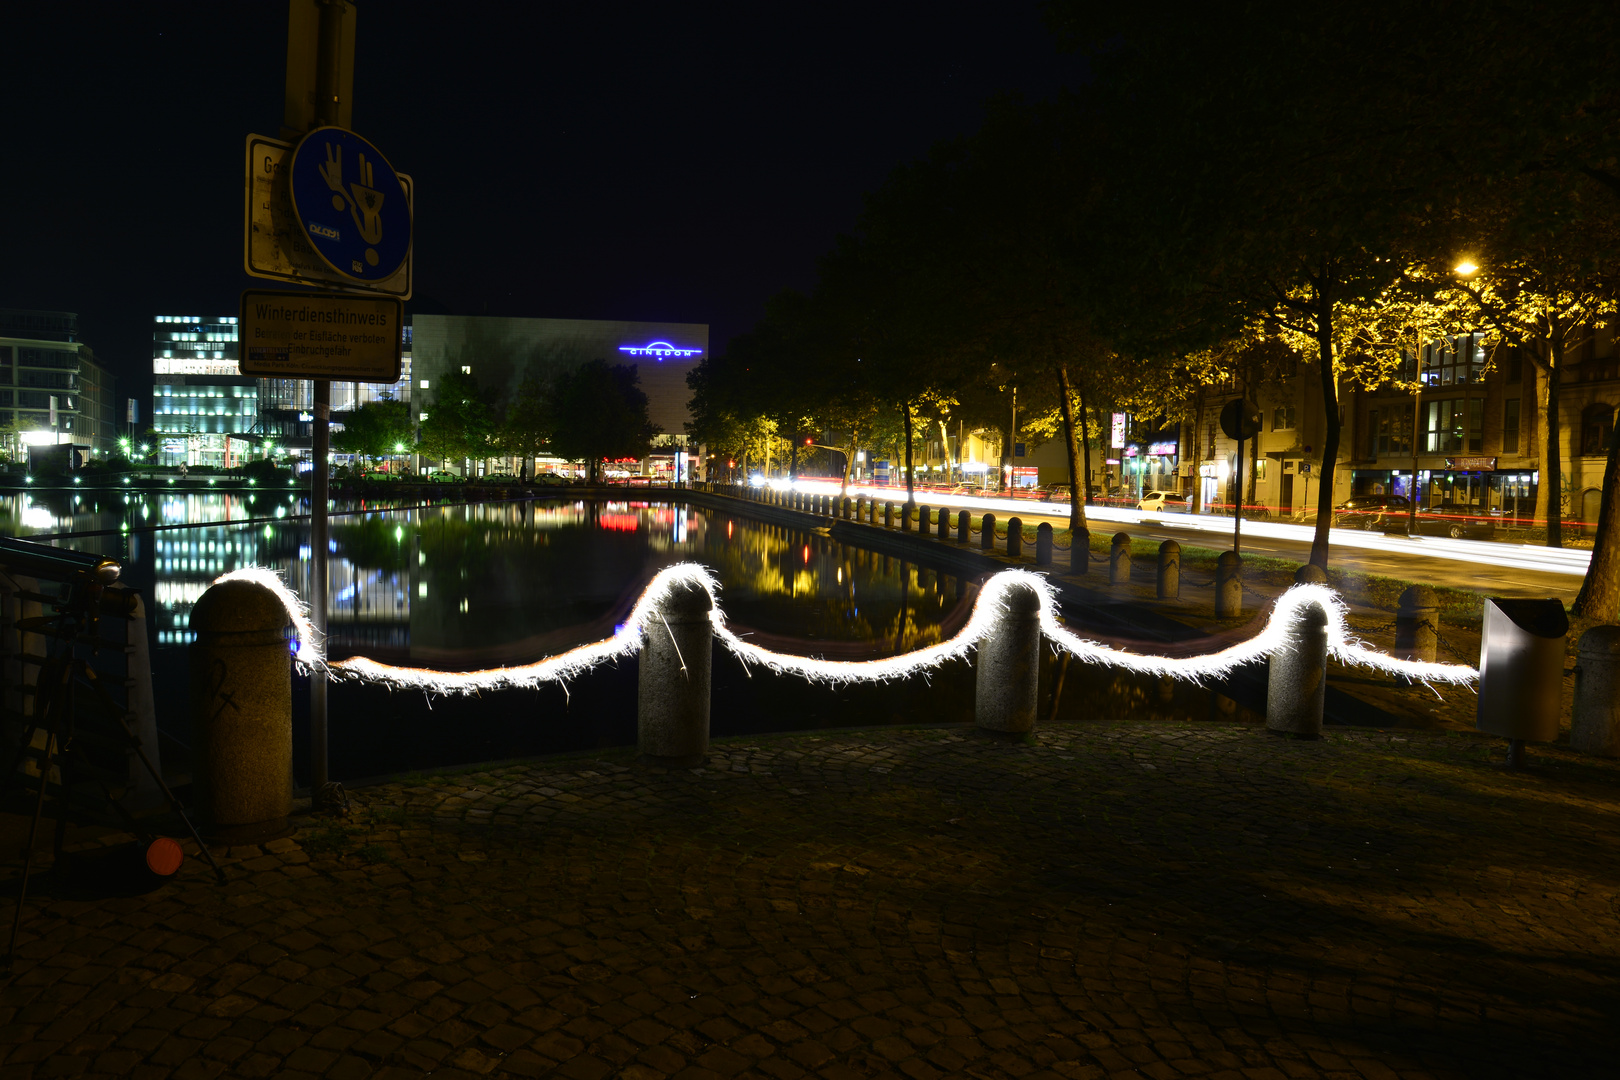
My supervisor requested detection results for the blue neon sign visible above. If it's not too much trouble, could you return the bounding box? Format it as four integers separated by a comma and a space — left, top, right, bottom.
618, 340, 703, 361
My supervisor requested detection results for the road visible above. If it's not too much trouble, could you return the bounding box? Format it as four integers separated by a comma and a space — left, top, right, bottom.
781, 481, 1587, 600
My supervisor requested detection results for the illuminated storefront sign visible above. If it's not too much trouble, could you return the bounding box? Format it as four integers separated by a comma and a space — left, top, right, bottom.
1148, 441, 1178, 456
618, 340, 704, 360
1110, 413, 1127, 449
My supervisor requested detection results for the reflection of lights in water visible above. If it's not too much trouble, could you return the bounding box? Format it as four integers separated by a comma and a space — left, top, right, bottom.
459, 598, 468, 613
394, 526, 403, 541
802, 545, 810, 564
419, 582, 427, 597
21, 506, 53, 529
727, 520, 733, 539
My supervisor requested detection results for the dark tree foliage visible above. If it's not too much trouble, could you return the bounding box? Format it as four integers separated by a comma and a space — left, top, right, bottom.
549, 360, 658, 482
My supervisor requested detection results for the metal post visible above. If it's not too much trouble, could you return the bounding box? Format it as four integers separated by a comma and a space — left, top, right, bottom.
310, 379, 330, 799
1233, 432, 1244, 556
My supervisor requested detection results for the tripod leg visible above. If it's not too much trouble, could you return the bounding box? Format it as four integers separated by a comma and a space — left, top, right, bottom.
78, 663, 226, 885
5, 724, 56, 973
126, 739, 226, 885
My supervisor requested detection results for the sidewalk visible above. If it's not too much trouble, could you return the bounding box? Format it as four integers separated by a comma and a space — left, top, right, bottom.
3, 721, 1618, 1079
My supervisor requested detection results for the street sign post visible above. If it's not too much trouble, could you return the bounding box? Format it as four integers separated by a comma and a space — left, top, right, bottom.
1219, 398, 1263, 557
288, 127, 412, 285
245, 133, 413, 297
238, 290, 403, 381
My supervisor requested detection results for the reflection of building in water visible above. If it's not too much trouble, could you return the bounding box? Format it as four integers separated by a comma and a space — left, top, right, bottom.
148, 512, 411, 652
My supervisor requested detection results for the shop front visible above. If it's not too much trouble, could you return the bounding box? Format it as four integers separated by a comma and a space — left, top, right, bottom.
1350, 457, 1536, 522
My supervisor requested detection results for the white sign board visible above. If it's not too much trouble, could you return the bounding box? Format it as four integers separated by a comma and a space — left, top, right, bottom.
245, 133, 413, 298
1110, 412, 1127, 449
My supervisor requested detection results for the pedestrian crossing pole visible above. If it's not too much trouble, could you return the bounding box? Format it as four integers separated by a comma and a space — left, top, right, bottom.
286, 0, 356, 807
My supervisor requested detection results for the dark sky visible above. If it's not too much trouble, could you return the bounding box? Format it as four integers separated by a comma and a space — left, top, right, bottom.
0, 2, 1080, 404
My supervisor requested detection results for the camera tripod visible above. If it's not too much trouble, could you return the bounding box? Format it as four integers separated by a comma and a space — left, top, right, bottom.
2, 575, 224, 973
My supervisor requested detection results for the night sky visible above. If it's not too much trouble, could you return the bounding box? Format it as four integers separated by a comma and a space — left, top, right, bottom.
0, 1, 1080, 407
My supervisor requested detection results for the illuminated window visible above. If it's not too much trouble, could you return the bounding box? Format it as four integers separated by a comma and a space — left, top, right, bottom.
460, 366, 471, 374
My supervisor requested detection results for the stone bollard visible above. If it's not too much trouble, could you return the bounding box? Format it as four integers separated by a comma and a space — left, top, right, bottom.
937, 507, 950, 537
189, 578, 293, 843
1572, 627, 1620, 757
1215, 551, 1243, 617
957, 510, 969, 543
981, 513, 996, 549
1157, 540, 1180, 599
975, 579, 1043, 734
1007, 517, 1023, 557
1294, 564, 1328, 585
900, 502, 912, 531
842, 497, 853, 520
884, 502, 894, 528
1035, 523, 1053, 566
1477, 597, 1568, 767
638, 578, 714, 767
1395, 585, 1438, 663
1109, 533, 1132, 585
918, 504, 931, 537
1266, 599, 1329, 738
1071, 527, 1089, 576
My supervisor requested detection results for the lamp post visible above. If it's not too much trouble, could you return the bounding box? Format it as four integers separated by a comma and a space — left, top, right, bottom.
1406, 259, 1480, 534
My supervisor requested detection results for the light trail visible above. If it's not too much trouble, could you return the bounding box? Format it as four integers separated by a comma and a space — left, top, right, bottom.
768, 478, 1592, 578
216, 563, 1477, 696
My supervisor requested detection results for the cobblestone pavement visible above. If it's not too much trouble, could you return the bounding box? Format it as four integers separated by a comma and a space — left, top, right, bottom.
3, 721, 1618, 1080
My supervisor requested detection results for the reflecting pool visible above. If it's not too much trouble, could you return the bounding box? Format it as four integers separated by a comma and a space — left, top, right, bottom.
14, 494, 983, 778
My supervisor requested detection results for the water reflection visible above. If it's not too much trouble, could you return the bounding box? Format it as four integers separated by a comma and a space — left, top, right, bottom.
16, 495, 964, 668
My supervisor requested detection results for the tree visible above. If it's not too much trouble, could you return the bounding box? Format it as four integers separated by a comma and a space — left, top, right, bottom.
1447, 185, 1619, 548
417, 370, 495, 472
548, 360, 658, 482
495, 372, 553, 471
332, 399, 412, 470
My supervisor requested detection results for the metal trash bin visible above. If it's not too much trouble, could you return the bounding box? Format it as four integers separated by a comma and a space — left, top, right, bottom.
1476, 597, 1568, 745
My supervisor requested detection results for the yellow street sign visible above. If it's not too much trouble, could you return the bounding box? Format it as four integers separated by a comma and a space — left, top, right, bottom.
245, 133, 413, 298
239, 290, 403, 381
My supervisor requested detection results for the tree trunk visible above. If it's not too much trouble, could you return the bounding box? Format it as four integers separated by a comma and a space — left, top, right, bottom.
1533, 361, 1550, 531
1573, 418, 1620, 621
938, 419, 955, 481
1191, 395, 1206, 514
789, 437, 798, 480
1247, 428, 1260, 511
903, 405, 916, 506
1079, 391, 1094, 507
1055, 366, 1087, 533
1546, 336, 1564, 548
1310, 291, 1341, 570
840, 443, 853, 495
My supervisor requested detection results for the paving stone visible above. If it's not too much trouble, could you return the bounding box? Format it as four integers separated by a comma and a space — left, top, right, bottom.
2, 723, 1618, 1079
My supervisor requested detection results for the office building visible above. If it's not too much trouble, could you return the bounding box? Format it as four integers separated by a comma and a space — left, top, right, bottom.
0, 308, 118, 461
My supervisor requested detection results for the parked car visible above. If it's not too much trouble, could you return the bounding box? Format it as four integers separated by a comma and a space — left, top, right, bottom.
1137, 490, 1180, 513
1404, 503, 1497, 539
427, 470, 462, 483
535, 472, 570, 486
1035, 484, 1072, 503
1333, 494, 1410, 529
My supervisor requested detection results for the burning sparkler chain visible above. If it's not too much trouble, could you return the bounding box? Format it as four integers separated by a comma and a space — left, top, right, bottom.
215, 564, 1480, 697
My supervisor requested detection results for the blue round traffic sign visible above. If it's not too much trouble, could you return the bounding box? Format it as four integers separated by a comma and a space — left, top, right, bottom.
288, 127, 411, 284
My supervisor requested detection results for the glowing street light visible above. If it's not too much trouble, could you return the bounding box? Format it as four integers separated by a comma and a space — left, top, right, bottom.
1454, 259, 1479, 276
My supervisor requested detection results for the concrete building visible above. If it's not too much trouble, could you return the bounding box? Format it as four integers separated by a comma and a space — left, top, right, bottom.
0, 309, 118, 462
409, 314, 708, 477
